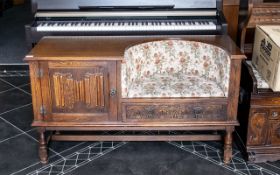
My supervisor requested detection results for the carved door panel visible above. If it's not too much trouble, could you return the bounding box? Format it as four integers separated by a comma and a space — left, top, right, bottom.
40, 61, 117, 122
269, 122, 280, 146
247, 109, 268, 146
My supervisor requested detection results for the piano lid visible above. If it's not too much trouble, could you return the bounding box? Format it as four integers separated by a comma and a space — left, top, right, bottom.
33, 0, 218, 11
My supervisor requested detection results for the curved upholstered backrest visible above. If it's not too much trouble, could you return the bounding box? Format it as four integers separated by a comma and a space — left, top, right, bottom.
122, 40, 231, 98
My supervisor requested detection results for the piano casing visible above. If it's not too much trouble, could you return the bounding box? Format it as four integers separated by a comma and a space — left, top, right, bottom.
25, 0, 227, 48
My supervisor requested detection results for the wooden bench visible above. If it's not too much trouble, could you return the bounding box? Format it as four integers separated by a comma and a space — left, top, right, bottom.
24, 35, 245, 164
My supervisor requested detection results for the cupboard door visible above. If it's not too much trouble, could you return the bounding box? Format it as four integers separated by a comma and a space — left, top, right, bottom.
40, 61, 117, 122
269, 122, 280, 146
247, 109, 268, 146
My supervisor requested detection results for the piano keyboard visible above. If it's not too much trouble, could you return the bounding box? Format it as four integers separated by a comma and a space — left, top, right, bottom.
36, 20, 216, 32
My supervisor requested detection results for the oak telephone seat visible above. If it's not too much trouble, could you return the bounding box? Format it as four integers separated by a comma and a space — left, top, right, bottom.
25, 36, 245, 164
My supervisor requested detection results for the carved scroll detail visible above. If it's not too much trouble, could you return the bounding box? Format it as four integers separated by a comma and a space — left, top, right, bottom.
52, 72, 105, 109
248, 112, 267, 145
125, 105, 226, 121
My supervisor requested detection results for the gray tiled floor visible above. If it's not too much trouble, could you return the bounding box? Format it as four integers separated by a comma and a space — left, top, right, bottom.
0, 72, 280, 175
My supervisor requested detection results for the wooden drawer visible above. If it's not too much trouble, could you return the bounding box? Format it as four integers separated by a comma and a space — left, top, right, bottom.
122, 103, 227, 122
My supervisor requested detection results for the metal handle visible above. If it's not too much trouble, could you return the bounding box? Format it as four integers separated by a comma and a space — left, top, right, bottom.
110, 88, 117, 96
272, 111, 279, 118
193, 107, 203, 118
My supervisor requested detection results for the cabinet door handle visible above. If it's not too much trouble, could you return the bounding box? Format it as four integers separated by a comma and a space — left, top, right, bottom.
272, 111, 279, 118
110, 88, 117, 96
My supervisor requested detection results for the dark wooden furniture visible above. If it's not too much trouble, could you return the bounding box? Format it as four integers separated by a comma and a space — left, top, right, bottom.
238, 61, 280, 163
25, 35, 245, 164
223, 0, 240, 41
0, 0, 3, 16
238, 0, 280, 58
237, 0, 280, 163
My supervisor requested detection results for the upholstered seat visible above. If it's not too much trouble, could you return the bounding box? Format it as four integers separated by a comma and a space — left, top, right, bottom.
246, 61, 269, 89
122, 40, 231, 98
124, 74, 226, 97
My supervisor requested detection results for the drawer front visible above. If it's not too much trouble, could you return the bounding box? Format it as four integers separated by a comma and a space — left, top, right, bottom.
122, 103, 227, 122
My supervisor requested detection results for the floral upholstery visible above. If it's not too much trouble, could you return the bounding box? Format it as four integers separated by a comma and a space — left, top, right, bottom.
246, 61, 269, 89
121, 40, 231, 98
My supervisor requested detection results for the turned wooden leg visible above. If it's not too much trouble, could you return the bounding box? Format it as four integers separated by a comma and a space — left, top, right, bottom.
38, 128, 48, 164
224, 129, 233, 164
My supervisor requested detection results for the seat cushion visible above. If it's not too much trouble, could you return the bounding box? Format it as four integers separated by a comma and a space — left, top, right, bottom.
246, 61, 269, 89
123, 74, 225, 98
122, 40, 230, 98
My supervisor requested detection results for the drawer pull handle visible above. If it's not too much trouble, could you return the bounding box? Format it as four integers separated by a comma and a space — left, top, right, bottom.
110, 88, 117, 96
272, 111, 279, 118
193, 107, 203, 118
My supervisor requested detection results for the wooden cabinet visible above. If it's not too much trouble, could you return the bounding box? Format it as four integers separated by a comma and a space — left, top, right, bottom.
237, 2, 280, 162
238, 62, 280, 163
25, 35, 245, 164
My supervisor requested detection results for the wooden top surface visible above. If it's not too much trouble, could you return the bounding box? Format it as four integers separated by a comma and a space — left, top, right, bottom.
25, 35, 245, 61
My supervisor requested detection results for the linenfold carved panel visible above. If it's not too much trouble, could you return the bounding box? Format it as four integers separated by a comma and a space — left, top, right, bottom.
52, 71, 105, 110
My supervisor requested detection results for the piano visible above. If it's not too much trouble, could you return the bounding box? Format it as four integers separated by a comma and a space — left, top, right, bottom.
25, 0, 227, 47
